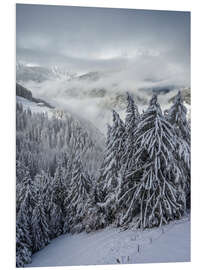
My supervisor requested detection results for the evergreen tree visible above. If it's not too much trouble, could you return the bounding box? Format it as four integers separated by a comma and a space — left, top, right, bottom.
34, 171, 54, 223
63, 158, 91, 233
167, 91, 191, 208
49, 203, 64, 238
167, 91, 190, 144
115, 93, 141, 222
16, 221, 32, 267
82, 184, 107, 232
102, 111, 125, 196
16, 161, 29, 213
98, 111, 125, 225
51, 160, 67, 233
17, 169, 37, 222
122, 92, 140, 171
16, 169, 37, 265
16, 196, 33, 267
119, 95, 187, 228
16, 160, 27, 184
31, 197, 50, 252
96, 124, 112, 203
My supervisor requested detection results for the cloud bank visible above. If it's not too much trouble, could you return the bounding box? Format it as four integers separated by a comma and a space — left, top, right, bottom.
17, 4, 190, 76
16, 4, 190, 132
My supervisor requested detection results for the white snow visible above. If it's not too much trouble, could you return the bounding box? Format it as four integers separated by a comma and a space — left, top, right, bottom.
26, 216, 190, 267
16, 96, 54, 118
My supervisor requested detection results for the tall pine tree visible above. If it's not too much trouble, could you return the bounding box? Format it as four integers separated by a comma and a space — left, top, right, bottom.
16, 221, 32, 267
119, 95, 187, 228
31, 197, 50, 252
63, 157, 92, 233
98, 110, 125, 225
51, 160, 67, 235
122, 92, 140, 171
167, 91, 191, 208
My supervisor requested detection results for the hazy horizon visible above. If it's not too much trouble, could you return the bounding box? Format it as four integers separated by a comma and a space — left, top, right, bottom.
17, 4, 190, 83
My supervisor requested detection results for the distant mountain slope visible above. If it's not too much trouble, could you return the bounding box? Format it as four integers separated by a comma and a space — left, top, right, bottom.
16, 62, 76, 83
77, 71, 101, 82
16, 85, 105, 177
16, 83, 54, 109
16, 82, 32, 100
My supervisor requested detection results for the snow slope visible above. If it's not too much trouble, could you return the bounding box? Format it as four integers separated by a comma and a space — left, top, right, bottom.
26, 216, 190, 267
16, 96, 54, 117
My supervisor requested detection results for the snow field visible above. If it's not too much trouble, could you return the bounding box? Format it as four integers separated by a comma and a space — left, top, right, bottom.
27, 216, 190, 267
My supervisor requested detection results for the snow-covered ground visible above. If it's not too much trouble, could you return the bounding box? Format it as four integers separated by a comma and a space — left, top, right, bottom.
16, 96, 54, 118
26, 216, 190, 267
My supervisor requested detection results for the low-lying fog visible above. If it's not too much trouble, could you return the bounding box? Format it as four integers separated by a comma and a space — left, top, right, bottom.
16, 5, 190, 133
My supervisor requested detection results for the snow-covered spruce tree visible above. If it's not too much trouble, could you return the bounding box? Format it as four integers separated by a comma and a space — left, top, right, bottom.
122, 92, 140, 171
17, 169, 37, 222
16, 161, 30, 213
119, 95, 187, 229
95, 124, 112, 203
81, 125, 112, 232
115, 93, 141, 223
167, 91, 190, 144
102, 111, 125, 196
50, 161, 67, 237
16, 168, 38, 266
16, 221, 32, 267
31, 197, 50, 252
98, 111, 125, 225
167, 91, 191, 208
16, 194, 33, 268
83, 193, 107, 232
34, 171, 54, 224
63, 157, 92, 233
16, 160, 27, 184
49, 203, 64, 238
80, 174, 109, 232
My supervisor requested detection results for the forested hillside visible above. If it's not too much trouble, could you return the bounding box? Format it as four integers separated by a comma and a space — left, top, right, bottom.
16, 91, 190, 267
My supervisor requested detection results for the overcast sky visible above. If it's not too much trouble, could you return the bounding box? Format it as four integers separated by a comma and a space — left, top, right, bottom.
16, 4, 190, 84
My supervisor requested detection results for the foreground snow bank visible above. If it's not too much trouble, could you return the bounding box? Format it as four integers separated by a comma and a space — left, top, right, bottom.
27, 216, 190, 267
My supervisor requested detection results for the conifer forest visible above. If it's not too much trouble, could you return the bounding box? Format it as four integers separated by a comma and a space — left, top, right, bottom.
16, 91, 190, 267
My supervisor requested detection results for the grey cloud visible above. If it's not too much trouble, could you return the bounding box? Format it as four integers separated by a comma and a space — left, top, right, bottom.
16, 4, 190, 108
16, 4, 190, 132
16, 4, 190, 68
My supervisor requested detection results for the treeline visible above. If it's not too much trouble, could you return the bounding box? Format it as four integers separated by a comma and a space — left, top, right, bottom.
16, 91, 190, 267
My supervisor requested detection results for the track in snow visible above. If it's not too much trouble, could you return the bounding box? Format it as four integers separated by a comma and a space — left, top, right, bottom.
26, 217, 190, 267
